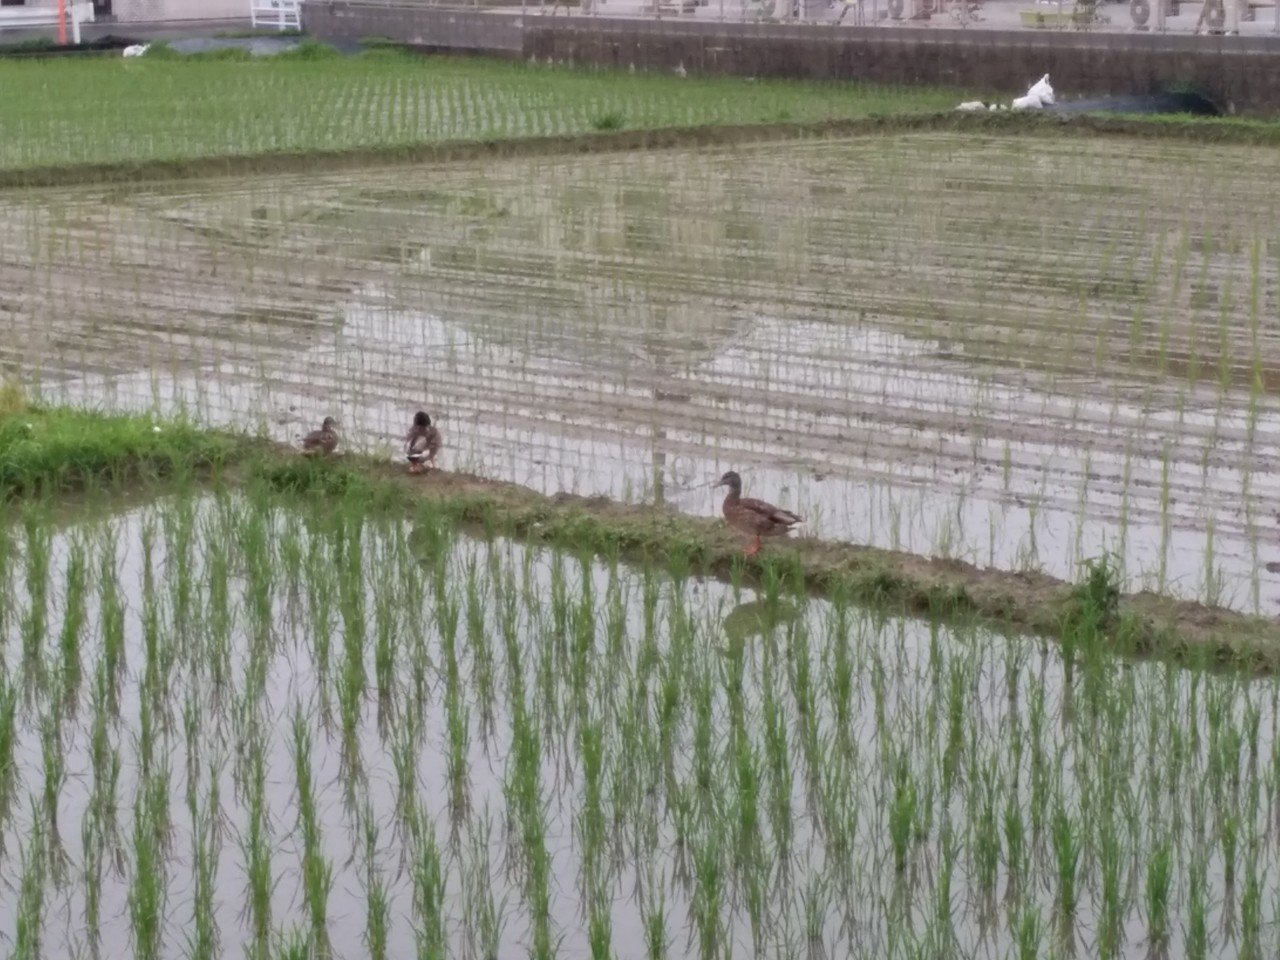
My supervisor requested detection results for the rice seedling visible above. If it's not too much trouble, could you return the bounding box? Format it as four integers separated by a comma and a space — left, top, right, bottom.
13, 801, 47, 960
291, 708, 333, 956
361, 806, 390, 960
129, 781, 164, 960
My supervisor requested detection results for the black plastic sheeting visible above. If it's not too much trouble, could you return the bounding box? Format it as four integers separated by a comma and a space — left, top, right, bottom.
1048, 91, 1221, 117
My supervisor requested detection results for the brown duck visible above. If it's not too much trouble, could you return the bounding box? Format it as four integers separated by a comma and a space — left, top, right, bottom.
301, 416, 338, 456
404, 410, 442, 474
716, 470, 802, 556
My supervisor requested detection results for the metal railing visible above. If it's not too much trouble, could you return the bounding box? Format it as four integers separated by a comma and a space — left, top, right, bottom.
0, 1, 95, 44
251, 0, 303, 30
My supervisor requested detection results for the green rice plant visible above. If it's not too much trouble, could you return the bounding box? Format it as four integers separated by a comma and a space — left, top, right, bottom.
20, 509, 51, 679
692, 829, 723, 960
186, 768, 221, 960
39, 711, 65, 857
1186, 851, 1208, 960
98, 542, 125, 711
588, 891, 614, 960
242, 731, 273, 959
410, 806, 447, 960
13, 802, 46, 960
1096, 813, 1124, 957
643, 888, 668, 960
57, 539, 87, 711
273, 928, 312, 960
373, 567, 398, 710
81, 807, 103, 952
1050, 801, 1080, 917
291, 709, 332, 956
87, 661, 119, 843
1143, 838, 1172, 947
889, 754, 917, 875
463, 812, 504, 960
733, 733, 761, 869
129, 785, 164, 960
442, 588, 470, 821
1221, 810, 1239, 888
362, 806, 389, 960
970, 766, 1000, 898
0, 674, 18, 820
1240, 844, 1262, 960
1013, 901, 1042, 960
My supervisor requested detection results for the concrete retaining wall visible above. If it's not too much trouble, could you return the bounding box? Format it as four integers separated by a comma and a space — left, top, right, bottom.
302, 1, 1280, 112
304, 1, 525, 51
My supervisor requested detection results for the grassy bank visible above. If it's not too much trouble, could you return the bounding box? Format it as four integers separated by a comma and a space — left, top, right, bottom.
5, 405, 1277, 670
0, 52, 957, 176
0, 402, 239, 497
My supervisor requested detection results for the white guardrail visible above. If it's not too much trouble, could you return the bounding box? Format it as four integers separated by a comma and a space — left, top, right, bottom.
0, 1, 95, 45
251, 0, 303, 29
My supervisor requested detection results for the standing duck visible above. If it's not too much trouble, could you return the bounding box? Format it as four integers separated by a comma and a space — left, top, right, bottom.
404, 411, 441, 473
716, 470, 802, 557
301, 416, 339, 457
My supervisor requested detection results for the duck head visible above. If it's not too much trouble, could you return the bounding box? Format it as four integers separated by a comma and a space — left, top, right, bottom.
716, 470, 742, 494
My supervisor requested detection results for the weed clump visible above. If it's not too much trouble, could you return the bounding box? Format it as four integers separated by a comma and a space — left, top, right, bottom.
1067, 554, 1121, 637
590, 112, 625, 132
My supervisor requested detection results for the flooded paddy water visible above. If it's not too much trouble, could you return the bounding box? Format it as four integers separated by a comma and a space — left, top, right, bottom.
0, 488, 1277, 960
4, 133, 1280, 612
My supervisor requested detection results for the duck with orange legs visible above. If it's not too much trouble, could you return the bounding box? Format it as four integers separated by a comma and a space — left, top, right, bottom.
715, 470, 802, 557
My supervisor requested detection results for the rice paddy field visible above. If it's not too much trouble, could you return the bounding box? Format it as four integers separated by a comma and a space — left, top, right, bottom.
0, 54, 953, 174
2, 53, 1280, 960
8, 133, 1280, 611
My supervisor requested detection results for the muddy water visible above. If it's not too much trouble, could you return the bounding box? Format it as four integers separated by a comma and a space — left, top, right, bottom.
4, 134, 1280, 611
0, 495, 1276, 960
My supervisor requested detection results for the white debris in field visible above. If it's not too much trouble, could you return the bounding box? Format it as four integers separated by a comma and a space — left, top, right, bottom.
123, 44, 150, 57
956, 74, 1055, 112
